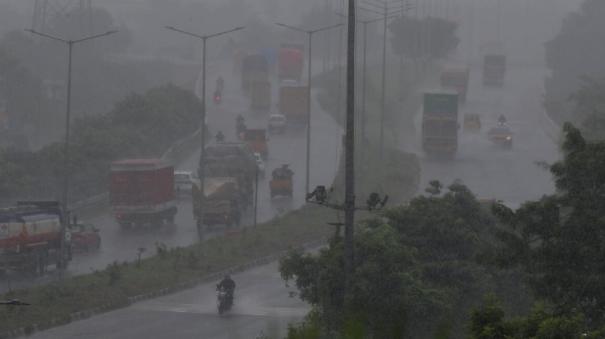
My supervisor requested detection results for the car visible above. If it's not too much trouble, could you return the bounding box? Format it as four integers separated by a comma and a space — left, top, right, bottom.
268, 114, 287, 134
70, 223, 101, 252
254, 152, 265, 177
174, 170, 196, 194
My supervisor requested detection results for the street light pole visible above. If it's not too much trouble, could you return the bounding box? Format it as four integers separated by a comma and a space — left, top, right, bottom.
166, 25, 244, 242
360, 1, 414, 163
254, 165, 259, 227
380, 5, 388, 163
306, 32, 313, 195
25, 28, 118, 269
276, 22, 343, 196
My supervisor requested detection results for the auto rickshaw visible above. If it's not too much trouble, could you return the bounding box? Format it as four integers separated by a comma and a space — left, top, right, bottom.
243, 128, 268, 159
463, 113, 481, 133
270, 165, 293, 198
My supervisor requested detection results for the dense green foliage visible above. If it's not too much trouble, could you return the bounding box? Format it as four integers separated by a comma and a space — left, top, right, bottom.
470, 297, 605, 339
280, 182, 530, 338
544, 0, 605, 125
491, 123, 605, 324
568, 77, 605, 140
0, 84, 202, 203
389, 16, 460, 59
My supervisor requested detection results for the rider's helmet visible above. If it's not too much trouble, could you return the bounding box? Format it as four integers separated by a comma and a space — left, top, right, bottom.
224, 274, 231, 280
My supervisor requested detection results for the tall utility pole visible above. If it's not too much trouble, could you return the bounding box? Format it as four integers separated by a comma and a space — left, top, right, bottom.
360, 0, 413, 163
359, 15, 395, 154
25, 28, 117, 268
343, 0, 356, 295
276, 22, 343, 196
165, 25, 244, 242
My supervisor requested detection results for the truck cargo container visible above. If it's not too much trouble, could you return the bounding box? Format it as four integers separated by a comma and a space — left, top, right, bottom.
203, 143, 257, 206
242, 54, 269, 92
110, 159, 177, 228
0, 201, 70, 275
422, 91, 459, 157
278, 43, 304, 82
279, 86, 309, 124
249, 80, 271, 112
193, 177, 242, 227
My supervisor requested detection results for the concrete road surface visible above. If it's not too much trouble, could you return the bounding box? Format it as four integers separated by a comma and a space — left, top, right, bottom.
0, 62, 341, 293
407, 63, 559, 208
27, 261, 309, 339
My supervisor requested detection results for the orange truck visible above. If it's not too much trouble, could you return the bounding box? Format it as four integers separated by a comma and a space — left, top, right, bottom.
243, 129, 268, 159
278, 43, 304, 82
270, 165, 293, 198
279, 86, 309, 125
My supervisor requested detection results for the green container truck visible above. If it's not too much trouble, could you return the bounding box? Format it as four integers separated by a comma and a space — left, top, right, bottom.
422, 91, 459, 157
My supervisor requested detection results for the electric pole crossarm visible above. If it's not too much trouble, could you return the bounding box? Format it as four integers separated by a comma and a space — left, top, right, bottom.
26, 29, 119, 44
73, 30, 119, 43
24, 29, 67, 42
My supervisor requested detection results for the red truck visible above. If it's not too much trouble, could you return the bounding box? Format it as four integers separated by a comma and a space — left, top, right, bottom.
278, 43, 304, 82
279, 86, 309, 125
110, 159, 177, 229
0, 201, 70, 275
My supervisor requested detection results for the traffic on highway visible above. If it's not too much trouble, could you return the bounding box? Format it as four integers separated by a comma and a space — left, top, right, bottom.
0, 0, 597, 338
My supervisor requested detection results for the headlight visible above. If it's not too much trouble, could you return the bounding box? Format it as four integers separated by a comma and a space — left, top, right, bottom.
506, 136, 512, 141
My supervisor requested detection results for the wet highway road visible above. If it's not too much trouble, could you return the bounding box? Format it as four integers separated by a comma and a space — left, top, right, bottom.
407, 63, 559, 207
68, 63, 341, 274
24, 61, 561, 339
28, 261, 309, 339
0, 62, 341, 292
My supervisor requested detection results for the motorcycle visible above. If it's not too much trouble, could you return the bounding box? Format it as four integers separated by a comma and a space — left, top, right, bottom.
236, 120, 246, 140
213, 90, 222, 105
217, 286, 233, 315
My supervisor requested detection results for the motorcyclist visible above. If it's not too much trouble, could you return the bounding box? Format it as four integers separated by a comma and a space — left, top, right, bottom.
217, 274, 236, 301
215, 131, 225, 143
236, 115, 246, 138
216, 76, 224, 92
497, 114, 507, 126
